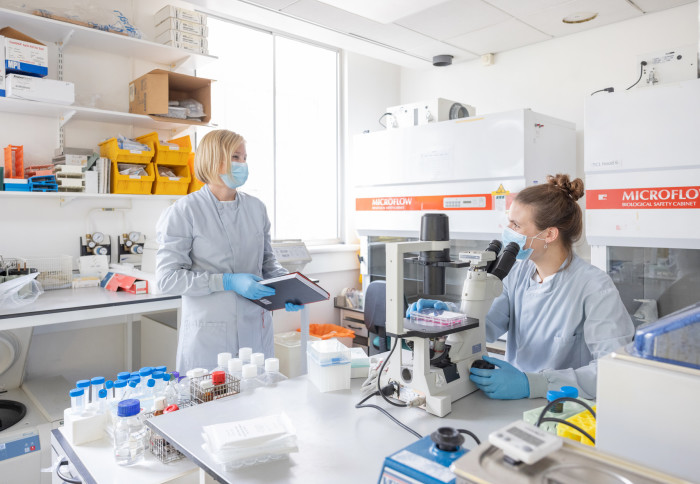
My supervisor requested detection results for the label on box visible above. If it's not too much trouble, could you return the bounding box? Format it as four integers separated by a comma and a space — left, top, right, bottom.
169, 177, 181, 181
5, 74, 75, 104
130, 175, 141, 179
4, 37, 48, 77
129, 150, 142, 154
169, 146, 179, 150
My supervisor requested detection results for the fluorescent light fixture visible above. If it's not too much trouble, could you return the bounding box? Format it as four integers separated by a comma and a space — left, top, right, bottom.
315, 0, 450, 24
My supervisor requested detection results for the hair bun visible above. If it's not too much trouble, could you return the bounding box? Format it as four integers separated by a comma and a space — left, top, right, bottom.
547, 174, 585, 202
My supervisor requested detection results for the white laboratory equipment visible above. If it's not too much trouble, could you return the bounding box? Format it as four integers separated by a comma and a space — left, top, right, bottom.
585, 78, 700, 325
353, 107, 576, 296
385, 98, 475, 128
0, 329, 52, 484
270, 239, 312, 273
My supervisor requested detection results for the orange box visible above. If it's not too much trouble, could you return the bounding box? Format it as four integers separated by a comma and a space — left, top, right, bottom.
4, 145, 24, 179
102, 273, 148, 294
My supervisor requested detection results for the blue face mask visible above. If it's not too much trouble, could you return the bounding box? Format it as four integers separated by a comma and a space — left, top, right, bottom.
220, 161, 249, 189
502, 227, 546, 261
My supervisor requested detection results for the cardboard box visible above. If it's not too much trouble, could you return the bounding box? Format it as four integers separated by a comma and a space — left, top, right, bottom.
6, 74, 75, 104
100, 272, 149, 294
154, 17, 208, 37
155, 5, 207, 25
0, 27, 48, 77
129, 69, 212, 125
162, 40, 209, 56
155, 29, 208, 49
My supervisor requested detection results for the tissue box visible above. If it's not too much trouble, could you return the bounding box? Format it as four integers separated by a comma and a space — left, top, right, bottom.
63, 408, 106, 445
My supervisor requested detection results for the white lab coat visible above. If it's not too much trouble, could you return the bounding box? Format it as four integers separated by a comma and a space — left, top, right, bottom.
155, 185, 287, 373
486, 255, 634, 398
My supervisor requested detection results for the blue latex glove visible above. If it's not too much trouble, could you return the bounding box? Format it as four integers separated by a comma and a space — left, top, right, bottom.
405, 298, 450, 318
285, 302, 303, 312
222, 273, 275, 300
469, 355, 530, 400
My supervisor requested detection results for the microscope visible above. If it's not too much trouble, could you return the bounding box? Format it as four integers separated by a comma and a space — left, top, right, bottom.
381, 213, 517, 417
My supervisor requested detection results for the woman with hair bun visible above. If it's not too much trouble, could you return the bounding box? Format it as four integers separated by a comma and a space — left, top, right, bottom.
468, 174, 633, 399
410, 174, 633, 400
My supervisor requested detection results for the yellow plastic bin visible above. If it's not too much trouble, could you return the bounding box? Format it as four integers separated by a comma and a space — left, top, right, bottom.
187, 152, 204, 193
557, 405, 597, 446
99, 137, 154, 164
297, 324, 355, 348
111, 162, 155, 194
274, 331, 320, 378
135, 132, 192, 166
152, 163, 191, 195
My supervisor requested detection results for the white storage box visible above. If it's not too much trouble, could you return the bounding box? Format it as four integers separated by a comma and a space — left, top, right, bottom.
6, 74, 74, 105
155, 17, 208, 37
274, 331, 320, 378
156, 29, 208, 49
162, 41, 209, 55
155, 5, 207, 25
307, 339, 351, 393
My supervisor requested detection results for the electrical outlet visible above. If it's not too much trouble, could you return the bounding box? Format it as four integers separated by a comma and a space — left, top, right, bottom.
634, 45, 696, 89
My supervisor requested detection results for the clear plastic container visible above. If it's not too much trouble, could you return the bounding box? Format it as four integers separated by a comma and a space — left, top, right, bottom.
260, 358, 287, 386
410, 308, 467, 328
238, 347, 253, 365
307, 339, 351, 393
240, 364, 263, 392
69, 388, 85, 415
114, 399, 148, 466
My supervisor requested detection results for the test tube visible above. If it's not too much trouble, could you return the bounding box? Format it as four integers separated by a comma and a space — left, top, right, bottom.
70, 388, 85, 415
117, 371, 130, 382
238, 347, 252, 364
139, 367, 154, 380
90, 377, 105, 407
152, 371, 165, 393
76, 379, 90, 405
97, 389, 107, 414
105, 380, 114, 400
154, 365, 167, 374
114, 380, 127, 400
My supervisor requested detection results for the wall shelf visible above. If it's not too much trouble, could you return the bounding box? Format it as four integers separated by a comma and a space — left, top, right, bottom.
0, 97, 215, 130
0, 190, 184, 206
0, 7, 217, 70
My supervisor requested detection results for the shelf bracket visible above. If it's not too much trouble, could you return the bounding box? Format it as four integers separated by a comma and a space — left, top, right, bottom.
60, 29, 75, 50
59, 195, 76, 207
171, 55, 192, 72
60, 110, 77, 128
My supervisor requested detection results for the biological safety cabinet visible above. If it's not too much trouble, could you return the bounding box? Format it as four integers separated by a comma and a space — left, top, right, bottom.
585, 78, 700, 323
352, 108, 576, 295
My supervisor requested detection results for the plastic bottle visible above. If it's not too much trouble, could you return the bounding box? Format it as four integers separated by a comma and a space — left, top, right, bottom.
260, 358, 287, 386
114, 380, 128, 401
250, 352, 265, 376
238, 347, 253, 365
105, 380, 114, 400
97, 389, 108, 414
154, 365, 167, 374
215, 352, 232, 373
69, 388, 85, 415
114, 399, 148, 466
117, 371, 130, 382
240, 363, 262, 392
176, 374, 191, 407
164, 374, 179, 406
153, 397, 166, 416
227, 358, 243, 381
90, 377, 105, 408
151, 371, 165, 393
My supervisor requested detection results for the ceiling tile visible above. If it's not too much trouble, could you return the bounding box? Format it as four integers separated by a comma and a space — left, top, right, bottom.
630, 0, 696, 12
519, 0, 642, 37
405, 39, 479, 62
352, 22, 439, 52
281, 0, 380, 33
484, 0, 587, 17
247, 0, 300, 10
447, 18, 551, 55
395, 0, 513, 41
314, 0, 451, 24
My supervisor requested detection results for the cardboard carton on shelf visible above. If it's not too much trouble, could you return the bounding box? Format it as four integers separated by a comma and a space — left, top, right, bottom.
128, 69, 213, 125
0, 27, 49, 78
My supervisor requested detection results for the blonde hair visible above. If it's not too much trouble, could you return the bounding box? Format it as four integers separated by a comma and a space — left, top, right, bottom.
194, 130, 246, 184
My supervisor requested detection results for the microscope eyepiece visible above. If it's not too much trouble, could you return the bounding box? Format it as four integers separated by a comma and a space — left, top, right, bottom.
490, 242, 519, 280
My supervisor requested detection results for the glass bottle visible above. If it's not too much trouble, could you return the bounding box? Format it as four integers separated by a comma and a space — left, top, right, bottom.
113, 399, 148, 466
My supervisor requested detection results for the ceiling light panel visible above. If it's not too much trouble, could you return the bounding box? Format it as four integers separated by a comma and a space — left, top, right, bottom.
315, 0, 452, 24
484, 0, 576, 17
245, 0, 301, 9
629, 0, 696, 12
520, 0, 641, 37
447, 18, 551, 55
395, 0, 512, 41
281, 0, 380, 33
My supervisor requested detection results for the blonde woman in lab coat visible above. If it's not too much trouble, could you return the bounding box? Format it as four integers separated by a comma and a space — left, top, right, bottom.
411, 174, 634, 399
155, 130, 301, 373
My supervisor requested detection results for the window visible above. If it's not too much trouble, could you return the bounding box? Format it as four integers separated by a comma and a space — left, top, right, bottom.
198, 18, 340, 243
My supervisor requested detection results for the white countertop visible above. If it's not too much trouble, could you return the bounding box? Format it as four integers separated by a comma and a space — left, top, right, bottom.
0, 287, 180, 330
148, 376, 543, 484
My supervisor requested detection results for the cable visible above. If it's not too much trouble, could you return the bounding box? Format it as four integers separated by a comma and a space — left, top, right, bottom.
590, 87, 614, 96
378, 112, 392, 128
377, 337, 408, 408
355, 391, 423, 439
457, 429, 481, 446
538, 417, 595, 445
626, 61, 647, 90
535, 396, 596, 427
